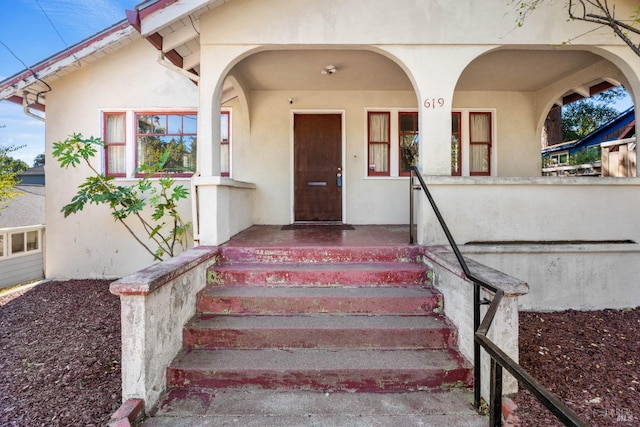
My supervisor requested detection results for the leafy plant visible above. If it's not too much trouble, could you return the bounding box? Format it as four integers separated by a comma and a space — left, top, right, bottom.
52, 133, 192, 261
0, 143, 27, 209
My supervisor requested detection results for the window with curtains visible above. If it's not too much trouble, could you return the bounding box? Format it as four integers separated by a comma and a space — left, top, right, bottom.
104, 113, 126, 177
469, 112, 491, 175
450, 110, 494, 176
399, 112, 419, 176
104, 110, 233, 178
368, 111, 390, 176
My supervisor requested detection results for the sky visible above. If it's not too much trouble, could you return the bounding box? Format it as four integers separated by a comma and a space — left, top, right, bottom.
0, 0, 139, 165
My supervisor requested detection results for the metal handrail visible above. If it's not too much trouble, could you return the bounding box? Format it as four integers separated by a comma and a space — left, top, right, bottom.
409, 166, 588, 427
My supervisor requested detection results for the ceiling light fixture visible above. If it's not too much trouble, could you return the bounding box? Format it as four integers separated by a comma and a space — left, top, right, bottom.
321, 65, 337, 75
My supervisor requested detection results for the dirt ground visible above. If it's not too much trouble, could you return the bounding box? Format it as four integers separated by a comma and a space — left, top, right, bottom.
0, 280, 638, 426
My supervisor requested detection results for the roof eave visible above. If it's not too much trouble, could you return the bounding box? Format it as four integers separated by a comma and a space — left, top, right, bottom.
0, 21, 139, 102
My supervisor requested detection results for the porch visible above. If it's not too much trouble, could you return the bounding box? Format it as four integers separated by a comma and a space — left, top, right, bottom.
109, 224, 527, 425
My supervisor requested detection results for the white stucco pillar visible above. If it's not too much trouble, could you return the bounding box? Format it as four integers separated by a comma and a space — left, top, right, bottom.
195, 45, 259, 245
383, 45, 493, 244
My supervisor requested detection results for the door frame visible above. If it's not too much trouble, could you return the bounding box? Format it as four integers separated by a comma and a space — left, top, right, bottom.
290, 110, 347, 224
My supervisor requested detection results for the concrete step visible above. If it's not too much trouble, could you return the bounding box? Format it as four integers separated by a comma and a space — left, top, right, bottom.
208, 262, 430, 287
184, 314, 458, 350
143, 388, 486, 426
167, 348, 473, 391
219, 245, 422, 264
197, 285, 443, 315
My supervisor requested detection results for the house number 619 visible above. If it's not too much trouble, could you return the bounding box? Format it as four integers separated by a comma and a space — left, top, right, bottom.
424, 98, 445, 109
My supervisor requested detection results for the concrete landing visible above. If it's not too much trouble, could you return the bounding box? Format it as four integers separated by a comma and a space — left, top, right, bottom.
142, 388, 486, 427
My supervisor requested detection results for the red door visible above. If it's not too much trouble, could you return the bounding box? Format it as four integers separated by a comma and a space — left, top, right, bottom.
294, 114, 342, 222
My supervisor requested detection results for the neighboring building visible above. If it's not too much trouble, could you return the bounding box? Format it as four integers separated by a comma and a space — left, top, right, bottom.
0, 185, 45, 289
17, 166, 46, 186
542, 107, 636, 176
0, 0, 638, 309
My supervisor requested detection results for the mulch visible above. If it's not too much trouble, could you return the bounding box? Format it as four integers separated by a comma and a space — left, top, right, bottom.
0, 280, 638, 426
512, 308, 640, 426
0, 280, 121, 427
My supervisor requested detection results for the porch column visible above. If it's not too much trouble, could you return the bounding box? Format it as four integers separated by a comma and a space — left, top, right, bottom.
383, 45, 492, 244
195, 45, 259, 245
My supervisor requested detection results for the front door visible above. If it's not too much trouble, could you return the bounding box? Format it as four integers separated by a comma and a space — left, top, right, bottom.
294, 113, 342, 222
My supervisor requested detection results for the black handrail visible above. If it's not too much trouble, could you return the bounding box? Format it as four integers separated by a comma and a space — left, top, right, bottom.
409, 166, 588, 427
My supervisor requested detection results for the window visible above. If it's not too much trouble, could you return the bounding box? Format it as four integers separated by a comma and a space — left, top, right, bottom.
367, 110, 419, 177
3, 227, 42, 257
450, 110, 494, 176
469, 112, 492, 175
220, 111, 230, 177
550, 151, 569, 166
104, 113, 126, 177
451, 112, 462, 176
103, 110, 232, 178
368, 112, 390, 176
399, 112, 419, 176
135, 112, 197, 176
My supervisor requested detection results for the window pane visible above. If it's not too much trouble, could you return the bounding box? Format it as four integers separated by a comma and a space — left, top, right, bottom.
221, 144, 229, 175
0, 235, 4, 257
400, 134, 419, 172
369, 113, 389, 142
470, 144, 489, 173
451, 114, 460, 133
107, 145, 126, 175
471, 113, 491, 143
105, 114, 125, 143
369, 143, 389, 173
11, 233, 24, 254
400, 113, 417, 132
220, 113, 229, 142
184, 115, 197, 134
451, 135, 460, 174
26, 231, 38, 251
167, 115, 183, 134
136, 113, 197, 175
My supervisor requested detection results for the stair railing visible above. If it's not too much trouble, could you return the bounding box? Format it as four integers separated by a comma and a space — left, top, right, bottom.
409, 166, 588, 427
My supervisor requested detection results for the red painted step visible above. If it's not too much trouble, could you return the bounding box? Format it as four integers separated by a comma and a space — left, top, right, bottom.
208, 262, 430, 287
167, 348, 473, 392
184, 314, 458, 350
197, 286, 443, 315
219, 245, 423, 264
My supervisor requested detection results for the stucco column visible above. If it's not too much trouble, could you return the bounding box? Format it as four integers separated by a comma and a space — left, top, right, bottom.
382, 45, 493, 244
195, 45, 259, 245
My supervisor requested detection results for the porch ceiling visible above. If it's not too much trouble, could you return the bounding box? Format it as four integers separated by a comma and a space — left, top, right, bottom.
151, 7, 615, 101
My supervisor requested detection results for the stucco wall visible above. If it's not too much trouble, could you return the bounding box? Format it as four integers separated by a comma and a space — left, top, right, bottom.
44, 40, 198, 278
236, 90, 419, 225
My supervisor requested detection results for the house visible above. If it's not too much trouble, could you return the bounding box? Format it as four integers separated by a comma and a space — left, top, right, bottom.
542, 106, 636, 176
0, 184, 45, 289
1, 0, 640, 418
17, 166, 46, 186
0, 0, 638, 286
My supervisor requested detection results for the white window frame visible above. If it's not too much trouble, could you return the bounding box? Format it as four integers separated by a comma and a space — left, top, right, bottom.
0, 226, 44, 259
452, 109, 497, 177
365, 108, 418, 178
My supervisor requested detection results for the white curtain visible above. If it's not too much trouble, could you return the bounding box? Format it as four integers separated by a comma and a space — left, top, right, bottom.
369, 113, 389, 142
369, 113, 389, 172
470, 113, 490, 143
470, 144, 489, 173
106, 114, 125, 174
470, 113, 490, 173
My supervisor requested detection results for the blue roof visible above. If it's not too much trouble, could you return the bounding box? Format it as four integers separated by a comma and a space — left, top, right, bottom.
542, 106, 635, 155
